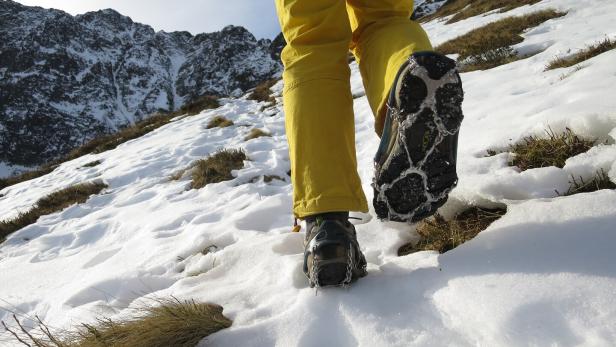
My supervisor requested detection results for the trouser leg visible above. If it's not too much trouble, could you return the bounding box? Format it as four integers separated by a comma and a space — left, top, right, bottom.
275, 0, 369, 218
346, 0, 433, 135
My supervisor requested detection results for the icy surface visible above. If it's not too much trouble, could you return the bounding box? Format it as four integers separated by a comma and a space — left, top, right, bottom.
1, 0, 616, 346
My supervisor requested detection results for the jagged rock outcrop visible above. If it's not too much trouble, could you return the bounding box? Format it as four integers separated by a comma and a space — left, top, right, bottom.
0, 0, 282, 167
412, 0, 448, 20
269, 33, 286, 62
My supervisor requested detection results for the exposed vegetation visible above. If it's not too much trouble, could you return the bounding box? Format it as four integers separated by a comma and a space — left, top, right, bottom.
2, 299, 231, 347
422, 0, 542, 24
546, 37, 616, 70
244, 129, 271, 141
263, 175, 284, 183
175, 95, 220, 117
562, 169, 616, 196
191, 149, 247, 189
201, 245, 219, 255
435, 10, 567, 71
398, 207, 507, 256
81, 160, 102, 168
249, 175, 285, 184
0, 96, 220, 191
259, 104, 278, 113
248, 79, 278, 103
206, 115, 234, 129
487, 129, 612, 197
487, 128, 594, 171
169, 167, 190, 181
0, 182, 107, 243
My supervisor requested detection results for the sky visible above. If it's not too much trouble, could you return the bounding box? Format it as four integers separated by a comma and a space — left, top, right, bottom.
15, 0, 282, 39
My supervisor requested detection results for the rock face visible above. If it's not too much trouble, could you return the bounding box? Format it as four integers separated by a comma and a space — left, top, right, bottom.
0, 0, 282, 167
412, 0, 448, 20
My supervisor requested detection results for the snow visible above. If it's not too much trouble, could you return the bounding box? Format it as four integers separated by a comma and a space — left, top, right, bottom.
2, 0, 616, 345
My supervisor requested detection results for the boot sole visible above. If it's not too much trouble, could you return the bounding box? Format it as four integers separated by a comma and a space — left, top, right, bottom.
374, 52, 464, 222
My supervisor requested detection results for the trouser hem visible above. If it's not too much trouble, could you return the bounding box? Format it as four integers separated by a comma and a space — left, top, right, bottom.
294, 196, 369, 219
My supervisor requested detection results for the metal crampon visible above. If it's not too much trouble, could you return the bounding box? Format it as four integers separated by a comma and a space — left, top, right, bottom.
303, 215, 367, 291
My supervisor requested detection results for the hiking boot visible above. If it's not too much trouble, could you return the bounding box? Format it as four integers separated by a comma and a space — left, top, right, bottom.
373, 52, 464, 222
303, 212, 367, 288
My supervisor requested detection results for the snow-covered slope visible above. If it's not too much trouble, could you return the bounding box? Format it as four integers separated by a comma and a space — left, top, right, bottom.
1, 0, 616, 345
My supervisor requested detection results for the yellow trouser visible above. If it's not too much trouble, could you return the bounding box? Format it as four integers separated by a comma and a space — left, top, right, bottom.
275, 0, 432, 218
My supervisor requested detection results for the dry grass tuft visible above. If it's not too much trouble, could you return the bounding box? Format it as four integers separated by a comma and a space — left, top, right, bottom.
81, 160, 102, 168
263, 175, 284, 183
206, 116, 233, 129
206, 116, 234, 129
0, 182, 107, 243
201, 245, 219, 255
169, 167, 189, 181
562, 169, 616, 196
546, 37, 616, 70
191, 149, 247, 189
249, 175, 285, 184
398, 206, 507, 256
422, 0, 542, 24
498, 128, 594, 171
177, 95, 220, 116
2, 298, 232, 347
244, 129, 271, 141
248, 79, 278, 103
435, 10, 566, 71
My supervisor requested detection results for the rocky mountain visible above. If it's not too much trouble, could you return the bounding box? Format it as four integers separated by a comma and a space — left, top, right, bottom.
0, 0, 282, 169
412, 0, 448, 20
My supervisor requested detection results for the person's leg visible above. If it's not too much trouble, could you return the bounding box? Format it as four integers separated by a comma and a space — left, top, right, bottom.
346, 0, 433, 135
276, 0, 369, 287
275, 0, 368, 219
347, 1, 464, 222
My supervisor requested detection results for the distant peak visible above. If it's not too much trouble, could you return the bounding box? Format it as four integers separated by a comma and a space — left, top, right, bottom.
78, 8, 134, 25
222, 25, 240, 31
0, 0, 25, 11
221, 25, 251, 34
98, 8, 122, 15
217, 25, 256, 41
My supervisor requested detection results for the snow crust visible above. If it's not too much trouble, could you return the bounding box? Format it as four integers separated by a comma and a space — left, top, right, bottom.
1, 0, 616, 345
